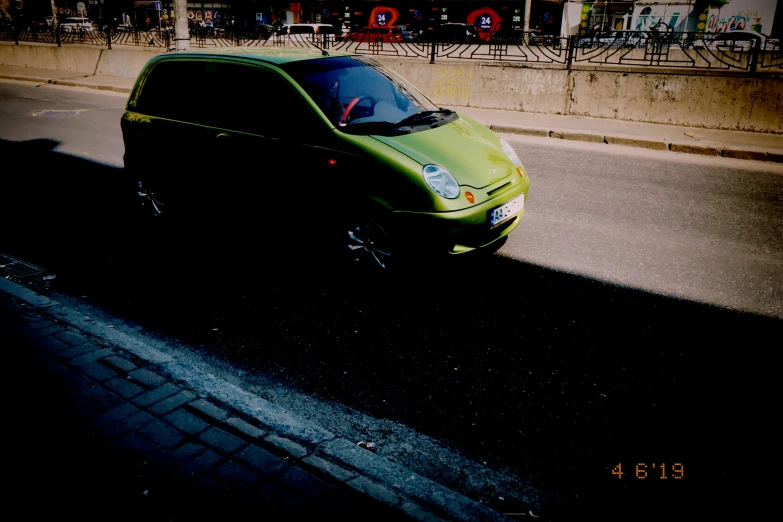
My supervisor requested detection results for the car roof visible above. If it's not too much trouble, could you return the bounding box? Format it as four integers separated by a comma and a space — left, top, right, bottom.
147, 47, 354, 66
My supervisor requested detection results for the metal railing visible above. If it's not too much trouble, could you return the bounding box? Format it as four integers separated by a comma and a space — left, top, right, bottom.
2, 24, 781, 73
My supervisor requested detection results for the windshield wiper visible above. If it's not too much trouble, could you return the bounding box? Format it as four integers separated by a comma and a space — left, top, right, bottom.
340, 109, 456, 136
394, 109, 454, 128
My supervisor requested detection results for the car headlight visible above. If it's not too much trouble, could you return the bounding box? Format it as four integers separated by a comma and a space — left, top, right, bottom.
422, 164, 460, 199
499, 138, 522, 167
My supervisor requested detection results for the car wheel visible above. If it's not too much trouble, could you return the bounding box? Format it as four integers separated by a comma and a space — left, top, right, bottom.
346, 217, 394, 270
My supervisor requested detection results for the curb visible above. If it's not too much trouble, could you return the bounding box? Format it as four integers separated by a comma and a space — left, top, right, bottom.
0, 73, 132, 93
57, 79, 132, 93
1, 276, 512, 522
488, 124, 783, 163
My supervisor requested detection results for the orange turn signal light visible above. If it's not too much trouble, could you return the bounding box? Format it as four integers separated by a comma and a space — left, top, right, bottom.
465, 191, 475, 203
517, 167, 525, 178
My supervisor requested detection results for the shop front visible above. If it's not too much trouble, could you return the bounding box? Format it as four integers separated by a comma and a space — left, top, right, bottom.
312, 1, 563, 35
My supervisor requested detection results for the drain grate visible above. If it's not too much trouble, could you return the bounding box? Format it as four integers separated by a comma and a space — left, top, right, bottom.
0, 253, 48, 281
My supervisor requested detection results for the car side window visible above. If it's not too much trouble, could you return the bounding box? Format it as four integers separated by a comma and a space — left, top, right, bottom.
136, 60, 318, 138
212, 62, 317, 138
135, 60, 219, 126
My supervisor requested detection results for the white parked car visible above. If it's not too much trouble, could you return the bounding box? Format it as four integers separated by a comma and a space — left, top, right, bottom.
692, 30, 780, 51
61, 17, 95, 33
279, 23, 337, 43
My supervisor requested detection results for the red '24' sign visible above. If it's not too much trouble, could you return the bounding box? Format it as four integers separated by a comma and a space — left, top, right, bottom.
467, 7, 503, 41
368, 6, 399, 27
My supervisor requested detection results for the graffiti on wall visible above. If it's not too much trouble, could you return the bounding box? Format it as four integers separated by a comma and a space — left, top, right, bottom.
519, 70, 564, 97
707, 10, 764, 33
707, 14, 746, 32
633, 6, 691, 32
705, 0, 775, 35
434, 67, 473, 100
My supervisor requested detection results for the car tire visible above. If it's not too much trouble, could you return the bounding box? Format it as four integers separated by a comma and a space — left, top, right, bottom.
345, 216, 396, 270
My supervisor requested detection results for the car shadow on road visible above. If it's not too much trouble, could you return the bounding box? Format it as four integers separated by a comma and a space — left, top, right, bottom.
3, 138, 778, 521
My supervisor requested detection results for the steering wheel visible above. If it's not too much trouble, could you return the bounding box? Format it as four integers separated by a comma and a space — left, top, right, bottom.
339, 95, 377, 126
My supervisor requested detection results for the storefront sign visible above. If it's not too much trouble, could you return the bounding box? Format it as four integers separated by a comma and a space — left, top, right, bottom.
467, 7, 502, 40
579, 3, 591, 35
289, 2, 300, 12
369, 6, 399, 27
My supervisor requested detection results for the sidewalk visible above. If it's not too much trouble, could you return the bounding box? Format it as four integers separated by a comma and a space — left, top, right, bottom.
1, 273, 511, 522
1, 64, 781, 163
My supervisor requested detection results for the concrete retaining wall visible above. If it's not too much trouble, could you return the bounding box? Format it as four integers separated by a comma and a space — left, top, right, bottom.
1, 43, 780, 133
0, 42, 102, 75
379, 59, 783, 133
94, 48, 162, 77
565, 71, 783, 134
0, 43, 162, 78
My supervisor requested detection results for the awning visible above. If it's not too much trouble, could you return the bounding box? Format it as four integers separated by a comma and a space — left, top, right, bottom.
133, 1, 156, 7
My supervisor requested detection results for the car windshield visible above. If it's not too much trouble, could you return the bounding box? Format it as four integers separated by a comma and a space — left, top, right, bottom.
280, 55, 448, 135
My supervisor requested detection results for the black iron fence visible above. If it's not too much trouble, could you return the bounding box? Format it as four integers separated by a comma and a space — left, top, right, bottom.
2, 24, 781, 74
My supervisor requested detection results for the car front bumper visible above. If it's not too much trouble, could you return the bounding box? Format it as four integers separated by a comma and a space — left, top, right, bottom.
390, 177, 529, 255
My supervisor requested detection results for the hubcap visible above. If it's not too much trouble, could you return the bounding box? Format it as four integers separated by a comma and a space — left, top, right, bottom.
347, 221, 392, 269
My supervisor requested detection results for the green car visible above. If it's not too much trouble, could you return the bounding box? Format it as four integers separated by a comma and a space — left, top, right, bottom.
121, 47, 529, 269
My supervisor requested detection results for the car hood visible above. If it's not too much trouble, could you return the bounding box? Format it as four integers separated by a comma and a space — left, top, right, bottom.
370, 115, 514, 189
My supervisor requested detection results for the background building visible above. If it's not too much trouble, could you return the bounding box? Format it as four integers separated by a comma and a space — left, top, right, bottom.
4, 0, 778, 38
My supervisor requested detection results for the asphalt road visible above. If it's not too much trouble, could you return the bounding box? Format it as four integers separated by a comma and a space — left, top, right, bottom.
2, 80, 781, 520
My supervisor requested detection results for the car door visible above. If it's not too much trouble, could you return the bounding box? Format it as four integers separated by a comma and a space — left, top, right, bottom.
123, 59, 231, 220
204, 61, 358, 242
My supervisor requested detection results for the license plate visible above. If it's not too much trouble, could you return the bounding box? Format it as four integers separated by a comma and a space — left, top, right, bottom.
489, 194, 524, 228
